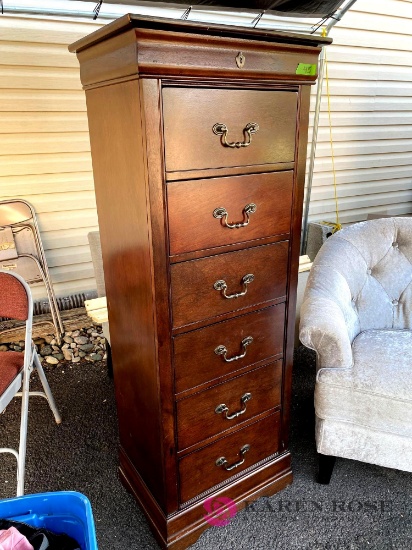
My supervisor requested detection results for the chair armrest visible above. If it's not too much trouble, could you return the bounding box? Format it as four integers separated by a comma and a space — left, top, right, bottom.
299, 296, 354, 370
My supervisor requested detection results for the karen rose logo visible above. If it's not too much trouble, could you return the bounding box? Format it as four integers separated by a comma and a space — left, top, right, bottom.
203, 496, 237, 527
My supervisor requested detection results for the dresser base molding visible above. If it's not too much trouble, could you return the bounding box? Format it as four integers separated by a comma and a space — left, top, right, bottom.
119, 446, 292, 550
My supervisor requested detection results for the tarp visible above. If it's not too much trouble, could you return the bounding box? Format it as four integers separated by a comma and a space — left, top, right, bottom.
79, 0, 348, 18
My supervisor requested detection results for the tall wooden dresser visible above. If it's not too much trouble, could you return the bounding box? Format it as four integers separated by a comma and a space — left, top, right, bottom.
70, 16, 329, 549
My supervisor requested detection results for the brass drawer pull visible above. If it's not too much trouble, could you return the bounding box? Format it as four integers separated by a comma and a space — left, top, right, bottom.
214, 273, 254, 299
216, 444, 250, 471
213, 203, 257, 229
215, 336, 253, 363
215, 392, 252, 420
212, 122, 259, 148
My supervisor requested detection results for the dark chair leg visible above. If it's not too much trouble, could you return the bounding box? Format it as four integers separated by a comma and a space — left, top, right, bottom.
318, 453, 336, 484
106, 338, 113, 379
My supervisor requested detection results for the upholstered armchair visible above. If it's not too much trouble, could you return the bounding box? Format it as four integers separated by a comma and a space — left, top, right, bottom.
299, 218, 412, 483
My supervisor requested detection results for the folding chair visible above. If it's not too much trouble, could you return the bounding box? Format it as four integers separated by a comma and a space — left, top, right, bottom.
0, 270, 61, 496
0, 199, 64, 341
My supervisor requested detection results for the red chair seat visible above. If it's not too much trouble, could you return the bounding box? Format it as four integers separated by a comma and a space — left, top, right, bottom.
0, 351, 24, 395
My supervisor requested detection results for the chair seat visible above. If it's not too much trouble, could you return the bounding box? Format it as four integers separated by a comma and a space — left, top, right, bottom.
315, 329, 412, 438
0, 351, 24, 395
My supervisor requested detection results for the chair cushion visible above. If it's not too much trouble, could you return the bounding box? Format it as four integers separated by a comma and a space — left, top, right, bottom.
315, 329, 412, 438
0, 273, 28, 321
0, 351, 24, 395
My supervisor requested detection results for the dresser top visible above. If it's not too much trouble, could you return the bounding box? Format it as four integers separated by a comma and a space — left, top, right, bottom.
69, 13, 331, 53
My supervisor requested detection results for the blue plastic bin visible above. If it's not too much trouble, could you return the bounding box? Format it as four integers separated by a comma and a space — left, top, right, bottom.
0, 491, 98, 550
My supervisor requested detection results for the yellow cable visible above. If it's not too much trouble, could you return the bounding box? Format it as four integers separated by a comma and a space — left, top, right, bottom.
322, 27, 341, 233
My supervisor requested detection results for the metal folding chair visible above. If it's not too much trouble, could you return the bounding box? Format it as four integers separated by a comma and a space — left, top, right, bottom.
0, 270, 61, 496
0, 199, 64, 340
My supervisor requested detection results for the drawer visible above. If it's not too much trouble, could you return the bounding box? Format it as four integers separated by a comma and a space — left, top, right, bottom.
163, 88, 297, 173
167, 171, 293, 256
171, 241, 288, 328
179, 411, 280, 503
177, 361, 282, 450
174, 304, 285, 393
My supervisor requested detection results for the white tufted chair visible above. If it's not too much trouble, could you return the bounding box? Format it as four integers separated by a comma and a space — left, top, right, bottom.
299, 218, 412, 483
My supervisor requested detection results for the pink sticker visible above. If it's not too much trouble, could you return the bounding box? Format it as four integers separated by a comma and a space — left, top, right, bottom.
203, 496, 237, 527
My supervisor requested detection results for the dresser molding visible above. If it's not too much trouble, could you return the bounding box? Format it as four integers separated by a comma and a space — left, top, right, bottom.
70, 14, 330, 87
70, 15, 328, 549
120, 445, 292, 550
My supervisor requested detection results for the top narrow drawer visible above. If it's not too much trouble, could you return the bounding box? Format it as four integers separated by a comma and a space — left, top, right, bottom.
162, 88, 297, 174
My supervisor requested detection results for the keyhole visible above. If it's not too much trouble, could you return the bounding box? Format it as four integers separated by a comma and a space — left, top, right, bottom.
236, 52, 245, 69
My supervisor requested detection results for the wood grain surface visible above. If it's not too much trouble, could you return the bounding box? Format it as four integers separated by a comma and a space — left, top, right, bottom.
174, 304, 285, 394
163, 87, 297, 173
167, 171, 293, 255
171, 241, 289, 328
178, 411, 280, 503
177, 361, 282, 450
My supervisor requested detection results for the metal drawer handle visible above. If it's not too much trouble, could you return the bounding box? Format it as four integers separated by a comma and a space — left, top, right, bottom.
213, 203, 257, 229
215, 336, 253, 363
215, 392, 252, 420
214, 274, 254, 299
212, 122, 259, 148
216, 444, 251, 471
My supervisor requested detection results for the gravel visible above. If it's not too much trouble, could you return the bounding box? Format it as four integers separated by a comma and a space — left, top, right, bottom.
1, 325, 107, 366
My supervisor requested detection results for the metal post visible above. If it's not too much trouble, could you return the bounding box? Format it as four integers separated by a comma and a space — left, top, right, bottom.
300, 44, 327, 255
300, 0, 358, 254
325, 0, 359, 33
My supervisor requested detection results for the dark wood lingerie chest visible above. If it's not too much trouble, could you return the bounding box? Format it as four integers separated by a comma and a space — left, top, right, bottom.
70, 15, 329, 549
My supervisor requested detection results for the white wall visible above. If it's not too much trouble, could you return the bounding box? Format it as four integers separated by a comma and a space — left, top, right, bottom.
0, 0, 410, 299
0, 15, 102, 299
307, 0, 412, 226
